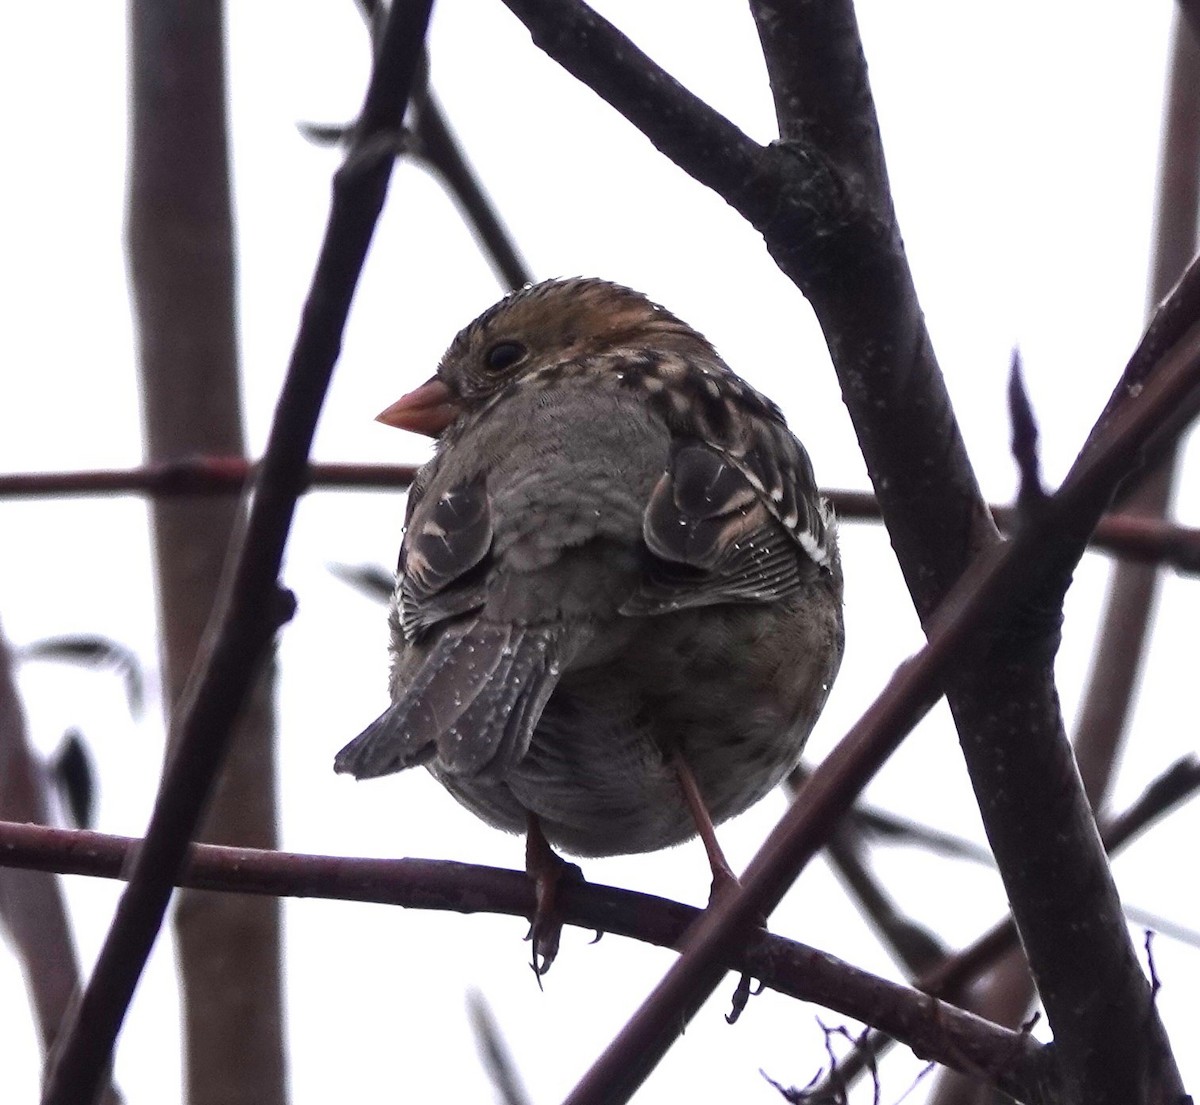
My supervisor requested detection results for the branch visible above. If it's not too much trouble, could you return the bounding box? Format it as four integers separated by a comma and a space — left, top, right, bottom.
0, 819, 1049, 1102
555, 274, 1200, 1104
303, 11, 533, 294
929, 23, 1200, 1105
412, 85, 533, 290
490, 4, 1196, 1099
128, 1, 286, 1098
1072, 7, 1200, 812
809, 754, 1200, 1103
0, 460, 419, 498
2, 463, 1197, 571
0, 627, 122, 1105
39, 4, 435, 1102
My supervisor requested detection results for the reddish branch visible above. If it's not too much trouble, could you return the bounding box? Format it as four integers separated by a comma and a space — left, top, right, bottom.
1, 462, 1197, 572
1072, 12, 1200, 809
0, 819, 1047, 1102
3, 754, 1195, 1102
39, 4, 435, 1103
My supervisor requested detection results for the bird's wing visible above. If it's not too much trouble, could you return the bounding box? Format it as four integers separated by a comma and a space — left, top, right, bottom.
337, 465, 589, 781
334, 619, 573, 779
622, 437, 826, 616
397, 470, 493, 639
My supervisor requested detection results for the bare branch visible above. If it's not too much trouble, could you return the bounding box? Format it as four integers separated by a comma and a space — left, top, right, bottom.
127, 1, 286, 1095
412, 85, 533, 291
809, 754, 1200, 1102
0, 628, 122, 1104
2, 462, 1198, 572
0, 819, 1048, 1102
0, 460, 419, 498
39, 3, 435, 1102
1073, 7, 1200, 813
555, 270, 1200, 1105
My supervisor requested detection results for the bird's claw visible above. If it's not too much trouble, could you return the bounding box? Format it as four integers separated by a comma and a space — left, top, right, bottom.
525, 856, 584, 978
704, 864, 766, 1024
524, 815, 585, 979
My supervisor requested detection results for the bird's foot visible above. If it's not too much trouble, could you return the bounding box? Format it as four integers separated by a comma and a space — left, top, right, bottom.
705, 857, 742, 909
704, 860, 766, 1025
670, 752, 766, 1022
524, 814, 585, 980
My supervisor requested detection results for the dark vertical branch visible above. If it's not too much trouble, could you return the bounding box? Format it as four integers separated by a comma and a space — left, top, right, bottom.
930, 18, 1200, 1105
0, 628, 121, 1105
747, 0, 1001, 610
748, 6, 1184, 1104
126, 3, 285, 1103
493, 3, 1186, 1101
40, 3, 436, 1102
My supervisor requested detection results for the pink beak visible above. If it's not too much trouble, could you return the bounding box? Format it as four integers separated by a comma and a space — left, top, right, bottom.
376, 377, 462, 438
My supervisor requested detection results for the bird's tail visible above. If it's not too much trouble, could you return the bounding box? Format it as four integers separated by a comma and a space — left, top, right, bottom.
334, 620, 576, 781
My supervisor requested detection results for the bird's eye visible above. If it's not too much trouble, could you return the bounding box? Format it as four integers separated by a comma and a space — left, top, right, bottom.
484, 341, 527, 372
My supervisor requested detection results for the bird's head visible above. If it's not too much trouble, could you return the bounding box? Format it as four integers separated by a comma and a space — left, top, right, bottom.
376, 277, 715, 437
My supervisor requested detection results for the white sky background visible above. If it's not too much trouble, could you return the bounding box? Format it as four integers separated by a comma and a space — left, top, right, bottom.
2, 2, 1198, 1103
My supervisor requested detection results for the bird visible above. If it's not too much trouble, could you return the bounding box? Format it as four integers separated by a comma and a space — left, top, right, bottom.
335, 277, 844, 974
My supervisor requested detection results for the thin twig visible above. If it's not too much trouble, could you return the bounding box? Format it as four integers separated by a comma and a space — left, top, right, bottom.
2, 462, 1198, 571
412, 86, 533, 291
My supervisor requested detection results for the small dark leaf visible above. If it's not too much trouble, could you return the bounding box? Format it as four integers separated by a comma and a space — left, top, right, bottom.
328, 562, 394, 603
50, 729, 95, 830
1008, 349, 1046, 515
18, 635, 144, 717
296, 120, 356, 147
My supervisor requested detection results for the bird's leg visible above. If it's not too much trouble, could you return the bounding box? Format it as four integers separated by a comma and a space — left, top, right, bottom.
672, 752, 762, 1023
671, 752, 739, 904
524, 810, 583, 979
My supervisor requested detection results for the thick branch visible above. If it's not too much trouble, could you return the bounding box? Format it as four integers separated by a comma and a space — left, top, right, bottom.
39, 4, 435, 1103
556, 285, 1200, 1105
492, 4, 1193, 1101
933, 22, 1200, 1105
128, 2, 284, 1100
0, 820, 1049, 1103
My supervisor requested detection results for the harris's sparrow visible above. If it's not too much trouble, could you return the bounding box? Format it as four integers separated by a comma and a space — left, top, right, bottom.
336, 277, 844, 972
